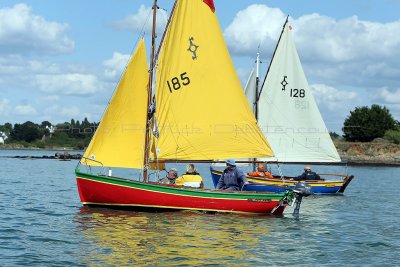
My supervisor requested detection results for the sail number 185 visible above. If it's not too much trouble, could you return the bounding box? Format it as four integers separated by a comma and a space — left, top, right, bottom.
167, 72, 190, 93
290, 89, 305, 98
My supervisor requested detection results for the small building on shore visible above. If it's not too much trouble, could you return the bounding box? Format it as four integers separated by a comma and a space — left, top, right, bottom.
0, 131, 8, 144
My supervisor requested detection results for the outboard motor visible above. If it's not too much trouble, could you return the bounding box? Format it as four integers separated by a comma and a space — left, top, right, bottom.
292, 182, 312, 217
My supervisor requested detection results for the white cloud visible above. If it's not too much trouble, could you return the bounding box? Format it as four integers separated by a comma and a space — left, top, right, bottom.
35, 73, 100, 95
376, 88, 400, 104
373, 88, 400, 120
103, 52, 131, 80
225, 5, 400, 91
14, 104, 37, 115
60, 106, 80, 118
225, 5, 400, 64
293, 15, 400, 64
0, 55, 61, 77
0, 98, 10, 115
224, 5, 286, 56
112, 5, 168, 35
0, 4, 74, 55
41, 95, 60, 102
41, 105, 82, 123
310, 84, 357, 110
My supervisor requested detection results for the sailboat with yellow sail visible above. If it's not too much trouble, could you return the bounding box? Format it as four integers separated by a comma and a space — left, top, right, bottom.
75, 0, 302, 215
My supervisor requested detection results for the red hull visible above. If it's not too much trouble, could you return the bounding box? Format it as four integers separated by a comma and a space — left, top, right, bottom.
76, 175, 289, 215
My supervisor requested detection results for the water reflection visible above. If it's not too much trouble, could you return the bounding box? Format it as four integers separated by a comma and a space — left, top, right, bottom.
74, 207, 278, 266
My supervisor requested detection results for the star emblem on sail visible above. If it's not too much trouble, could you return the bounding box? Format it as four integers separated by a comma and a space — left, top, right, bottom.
188, 37, 199, 60
281, 76, 288, 91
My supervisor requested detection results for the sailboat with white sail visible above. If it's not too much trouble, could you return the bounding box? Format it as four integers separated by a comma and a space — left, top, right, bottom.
211, 17, 353, 194
75, 0, 304, 215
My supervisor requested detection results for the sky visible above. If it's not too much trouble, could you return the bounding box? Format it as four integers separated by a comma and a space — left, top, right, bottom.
1, 0, 400, 134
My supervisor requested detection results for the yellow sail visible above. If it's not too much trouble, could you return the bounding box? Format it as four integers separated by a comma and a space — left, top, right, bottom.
154, 0, 272, 160
83, 39, 148, 168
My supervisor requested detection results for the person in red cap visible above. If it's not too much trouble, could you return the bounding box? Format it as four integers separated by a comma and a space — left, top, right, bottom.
247, 164, 273, 178
295, 166, 320, 180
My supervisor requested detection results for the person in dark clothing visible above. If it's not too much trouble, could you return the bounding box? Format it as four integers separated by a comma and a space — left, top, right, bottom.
216, 159, 249, 191
295, 166, 321, 180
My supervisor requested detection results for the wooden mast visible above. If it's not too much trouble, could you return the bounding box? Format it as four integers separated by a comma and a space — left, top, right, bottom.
143, 0, 158, 182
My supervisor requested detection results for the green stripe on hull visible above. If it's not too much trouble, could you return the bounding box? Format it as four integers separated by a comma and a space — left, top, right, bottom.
75, 169, 288, 201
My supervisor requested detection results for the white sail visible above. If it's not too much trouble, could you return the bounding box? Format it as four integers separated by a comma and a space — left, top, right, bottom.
245, 68, 257, 114
258, 24, 341, 162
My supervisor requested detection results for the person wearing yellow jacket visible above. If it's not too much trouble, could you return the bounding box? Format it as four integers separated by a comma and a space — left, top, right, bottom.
175, 164, 204, 188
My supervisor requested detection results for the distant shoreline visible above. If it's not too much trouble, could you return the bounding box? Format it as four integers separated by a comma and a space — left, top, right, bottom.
0, 145, 78, 151
1, 141, 399, 167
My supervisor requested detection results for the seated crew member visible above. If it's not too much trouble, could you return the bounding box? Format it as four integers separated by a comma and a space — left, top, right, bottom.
175, 164, 204, 188
294, 166, 321, 180
159, 168, 178, 184
216, 159, 249, 191
247, 164, 273, 178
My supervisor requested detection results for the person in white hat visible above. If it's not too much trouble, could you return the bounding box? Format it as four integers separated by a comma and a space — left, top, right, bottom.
216, 159, 249, 190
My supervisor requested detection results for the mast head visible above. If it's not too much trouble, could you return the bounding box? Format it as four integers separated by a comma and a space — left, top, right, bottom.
203, 0, 215, 12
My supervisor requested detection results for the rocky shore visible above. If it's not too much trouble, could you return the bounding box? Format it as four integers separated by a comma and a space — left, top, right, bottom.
0, 152, 82, 160
335, 141, 400, 166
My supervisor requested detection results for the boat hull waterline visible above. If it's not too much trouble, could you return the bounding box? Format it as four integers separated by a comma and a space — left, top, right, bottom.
76, 170, 293, 215
210, 169, 354, 194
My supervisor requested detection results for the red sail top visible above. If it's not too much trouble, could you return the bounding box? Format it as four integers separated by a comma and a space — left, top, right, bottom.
203, 0, 215, 12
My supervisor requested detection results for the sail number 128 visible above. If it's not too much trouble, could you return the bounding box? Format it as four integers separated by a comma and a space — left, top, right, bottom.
167, 72, 190, 93
290, 89, 305, 98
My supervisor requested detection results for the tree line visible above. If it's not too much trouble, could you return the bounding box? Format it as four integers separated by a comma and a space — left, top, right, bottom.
0, 118, 98, 149
0, 104, 399, 149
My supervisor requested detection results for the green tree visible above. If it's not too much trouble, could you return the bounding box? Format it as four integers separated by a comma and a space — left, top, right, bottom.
11, 121, 41, 142
41, 121, 52, 128
329, 132, 340, 139
384, 129, 400, 144
0, 122, 12, 134
342, 105, 397, 142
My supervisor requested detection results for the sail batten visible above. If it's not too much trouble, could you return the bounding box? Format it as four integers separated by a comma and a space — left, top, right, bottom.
82, 39, 149, 168
153, 0, 272, 160
258, 24, 341, 163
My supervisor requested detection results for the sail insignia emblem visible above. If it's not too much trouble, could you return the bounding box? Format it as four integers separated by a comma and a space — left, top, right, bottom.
281, 76, 288, 91
187, 37, 199, 60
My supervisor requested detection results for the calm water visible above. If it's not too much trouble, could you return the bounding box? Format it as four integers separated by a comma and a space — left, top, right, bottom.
0, 149, 399, 266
